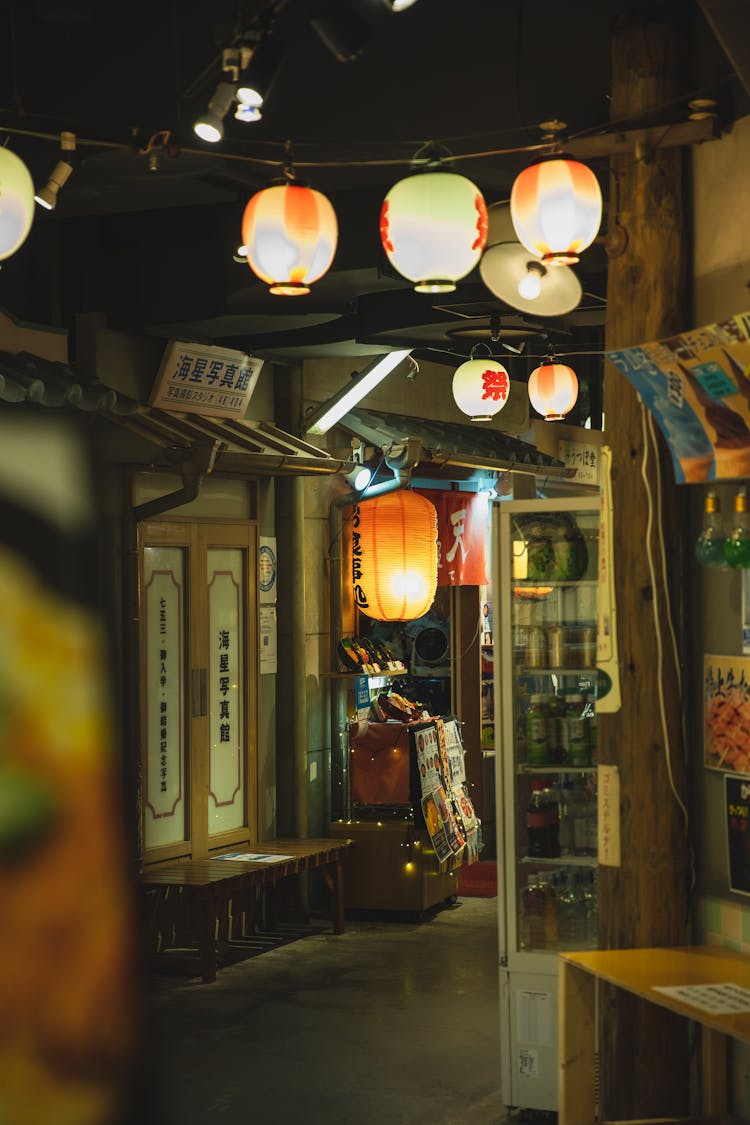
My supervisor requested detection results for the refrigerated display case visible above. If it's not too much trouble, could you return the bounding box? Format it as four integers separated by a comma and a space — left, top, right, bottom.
493, 495, 600, 1112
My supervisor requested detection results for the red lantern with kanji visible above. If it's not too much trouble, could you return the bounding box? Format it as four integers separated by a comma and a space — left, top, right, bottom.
351, 491, 438, 622
452, 358, 510, 421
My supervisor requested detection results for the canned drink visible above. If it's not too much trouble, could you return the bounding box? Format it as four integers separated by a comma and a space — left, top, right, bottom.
580, 626, 596, 667
526, 626, 546, 668
546, 624, 564, 667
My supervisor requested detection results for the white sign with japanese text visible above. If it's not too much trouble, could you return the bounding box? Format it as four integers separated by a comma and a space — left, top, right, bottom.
150, 340, 264, 418
558, 439, 600, 485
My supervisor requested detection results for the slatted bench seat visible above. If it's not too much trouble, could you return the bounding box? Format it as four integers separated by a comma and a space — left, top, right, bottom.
139, 837, 353, 983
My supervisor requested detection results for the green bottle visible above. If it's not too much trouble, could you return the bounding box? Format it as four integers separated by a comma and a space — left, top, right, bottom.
724, 487, 750, 568
695, 490, 727, 569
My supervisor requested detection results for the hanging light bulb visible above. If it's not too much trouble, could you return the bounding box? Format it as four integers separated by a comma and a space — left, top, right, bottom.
517, 261, 545, 301
510, 155, 602, 266
241, 149, 338, 296
452, 346, 511, 421
380, 148, 487, 293
528, 361, 578, 421
0, 147, 35, 260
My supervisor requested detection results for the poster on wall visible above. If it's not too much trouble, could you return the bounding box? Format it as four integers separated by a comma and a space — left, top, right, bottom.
704, 653, 750, 773
606, 310, 750, 483
417, 489, 489, 587
725, 775, 750, 896
413, 723, 465, 860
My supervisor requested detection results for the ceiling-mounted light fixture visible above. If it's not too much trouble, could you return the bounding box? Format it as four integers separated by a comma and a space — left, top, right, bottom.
193, 81, 236, 143
382, 0, 420, 9
380, 146, 488, 293
34, 131, 77, 211
309, 0, 372, 62
528, 359, 579, 421
235, 35, 285, 120
0, 147, 35, 259
241, 147, 338, 296
510, 121, 602, 266
305, 350, 412, 436
479, 201, 582, 315
452, 344, 511, 422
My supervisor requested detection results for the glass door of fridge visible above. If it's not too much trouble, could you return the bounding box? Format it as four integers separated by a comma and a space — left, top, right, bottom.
494, 496, 600, 972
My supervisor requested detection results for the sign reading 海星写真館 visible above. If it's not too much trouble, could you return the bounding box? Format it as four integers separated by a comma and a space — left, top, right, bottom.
150, 341, 264, 419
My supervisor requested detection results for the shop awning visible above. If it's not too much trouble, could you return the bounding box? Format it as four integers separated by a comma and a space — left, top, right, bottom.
340, 407, 572, 478
0, 350, 353, 478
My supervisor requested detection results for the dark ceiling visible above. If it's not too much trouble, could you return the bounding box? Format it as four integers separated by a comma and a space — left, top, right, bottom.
0, 0, 744, 401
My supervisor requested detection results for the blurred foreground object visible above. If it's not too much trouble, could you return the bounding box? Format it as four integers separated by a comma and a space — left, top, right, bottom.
0, 414, 136, 1124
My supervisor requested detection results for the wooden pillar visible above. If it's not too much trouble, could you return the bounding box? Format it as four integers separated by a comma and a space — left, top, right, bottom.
600, 6, 690, 1118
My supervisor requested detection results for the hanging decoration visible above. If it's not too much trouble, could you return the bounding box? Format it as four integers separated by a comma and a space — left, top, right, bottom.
528, 360, 579, 421
452, 344, 510, 421
241, 148, 338, 296
0, 148, 35, 260
380, 150, 488, 293
510, 156, 602, 266
351, 490, 438, 621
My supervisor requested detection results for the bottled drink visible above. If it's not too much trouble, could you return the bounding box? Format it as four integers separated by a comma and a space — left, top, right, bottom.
695, 490, 727, 568
546, 693, 566, 763
724, 487, 750, 568
521, 873, 557, 950
584, 777, 598, 857
569, 777, 589, 856
582, 869, 599, 945
558, 780, 574, 854
557, 869, 586, 947
526, 780, 560, 858
526, 625, 546, 669
581, 693, 597, 764
566, 694, 590, 766
525, 695, 549, 765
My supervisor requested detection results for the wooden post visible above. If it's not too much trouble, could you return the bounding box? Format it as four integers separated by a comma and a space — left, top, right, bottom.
599, 6, 690, 1118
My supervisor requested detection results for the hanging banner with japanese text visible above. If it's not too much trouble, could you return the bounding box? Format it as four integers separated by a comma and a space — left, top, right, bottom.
150, 340, 264, 418
419, 489, 489, 587
606, 311, 750, 483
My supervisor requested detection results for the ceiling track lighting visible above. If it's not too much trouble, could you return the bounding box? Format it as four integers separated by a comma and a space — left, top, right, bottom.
34, 131, 76, 211
193, 81, 236, 143
309, 0, 372, 62
382, 0, 420, 9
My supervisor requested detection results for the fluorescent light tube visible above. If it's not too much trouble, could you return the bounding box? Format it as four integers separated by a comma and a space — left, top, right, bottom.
305, 350, 411, 436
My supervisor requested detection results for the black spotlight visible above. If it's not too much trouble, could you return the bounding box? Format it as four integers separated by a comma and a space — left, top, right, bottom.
308, 0, 372, 62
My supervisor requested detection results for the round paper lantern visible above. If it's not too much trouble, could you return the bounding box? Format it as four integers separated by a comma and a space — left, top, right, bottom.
241, 183, 338, 295
0, 148, 35, 261
351, 490, 438, 622
510, 157, 602, 265
452, 358, 510, 421
528, 362, 579, 421
379, 170, 488, 293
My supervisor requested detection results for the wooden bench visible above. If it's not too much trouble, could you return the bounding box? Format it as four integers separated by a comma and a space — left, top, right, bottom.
139, 837, 353, 983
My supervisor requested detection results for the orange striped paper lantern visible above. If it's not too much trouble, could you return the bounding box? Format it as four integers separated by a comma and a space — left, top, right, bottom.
351, 491, 438, 621
528, 362, 578, 421
241, 183, 338, 296
510, 157, 601, 265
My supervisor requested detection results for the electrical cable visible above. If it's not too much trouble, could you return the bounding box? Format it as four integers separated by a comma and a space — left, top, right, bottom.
645, 408, 696, 908
639, 399, 691, 857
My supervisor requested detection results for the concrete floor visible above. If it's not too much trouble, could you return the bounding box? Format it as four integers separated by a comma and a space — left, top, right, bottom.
135, 896, 510, 1125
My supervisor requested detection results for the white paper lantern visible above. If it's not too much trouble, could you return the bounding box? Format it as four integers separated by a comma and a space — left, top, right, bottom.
452, 358, 511, 421
380, 170, 488, 293
0, 148, 35, 261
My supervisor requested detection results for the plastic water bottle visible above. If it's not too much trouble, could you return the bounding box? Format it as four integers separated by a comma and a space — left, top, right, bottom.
557, 869, 586, 947
521, 873, 557, 951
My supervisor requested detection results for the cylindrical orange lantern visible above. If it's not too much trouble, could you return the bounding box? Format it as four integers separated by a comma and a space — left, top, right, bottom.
528, 362, 578, 421
452, 358, 510, 421
510, 157, 602, 265
241, 182, 338, 295
379, 170, 488, 293
351, 491, 438, 621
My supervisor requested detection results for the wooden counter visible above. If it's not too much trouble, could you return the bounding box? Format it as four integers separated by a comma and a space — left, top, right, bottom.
559, 946, 750, 1124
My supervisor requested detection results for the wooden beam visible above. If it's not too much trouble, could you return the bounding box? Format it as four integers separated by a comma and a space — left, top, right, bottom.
600, 6, 691, 1120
